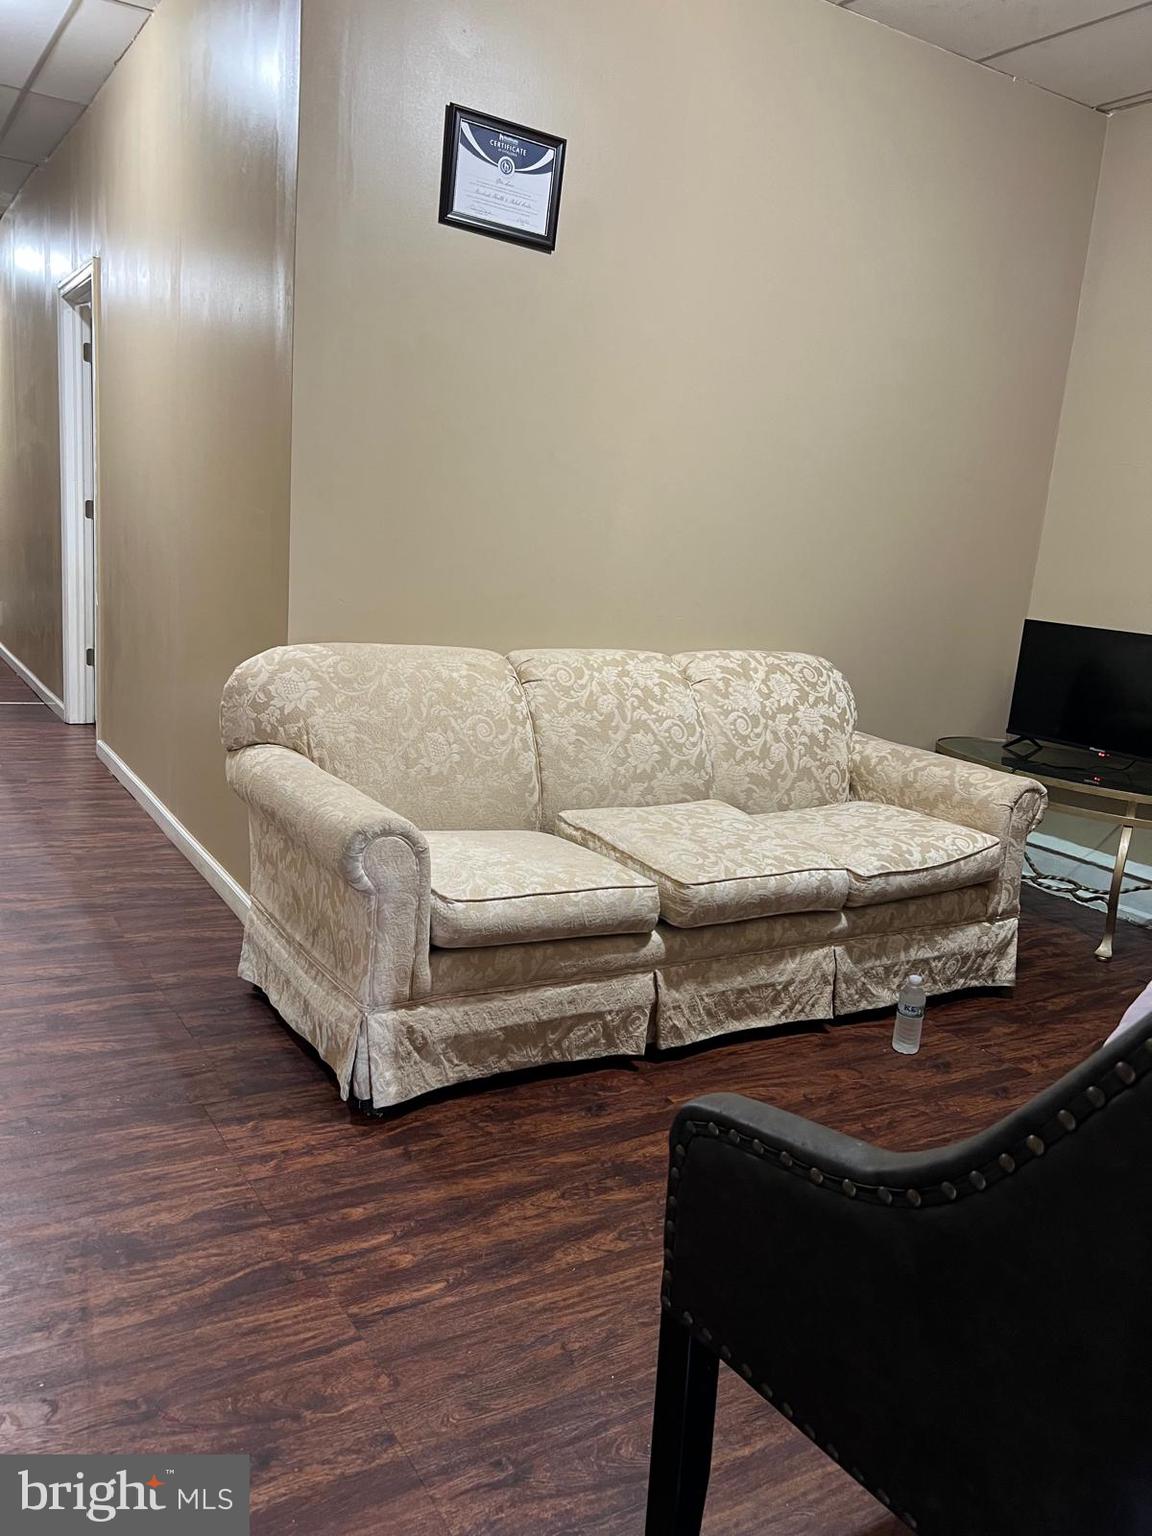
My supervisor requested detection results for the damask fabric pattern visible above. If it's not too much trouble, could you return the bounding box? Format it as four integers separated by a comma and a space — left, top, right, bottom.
839, 881, 996, 938
557, 799, 850, 927
747, 800, 1001, 907
227, 744, 432, 1008
833, 918, 1018, 1016
676, 651, 857, 814
509, 649, 714, 830
850, 733, 1045, 846
655, 945, 838, 1050
221, 643, 542, 831
425, 830, 659, 948
362, 974, 656, 1108
849, 733, 1045, 922
246, 805, 374, 998
430, 928, 665, 998
428, 886, 1005, 1000
990, 792, 1042, 922
239, 903, 367, 1094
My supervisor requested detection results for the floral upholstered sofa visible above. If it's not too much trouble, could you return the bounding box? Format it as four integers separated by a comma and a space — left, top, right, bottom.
220, 646, 1046, 1109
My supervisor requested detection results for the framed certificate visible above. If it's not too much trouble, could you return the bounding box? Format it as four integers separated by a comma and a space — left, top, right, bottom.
439, 104, 566, 253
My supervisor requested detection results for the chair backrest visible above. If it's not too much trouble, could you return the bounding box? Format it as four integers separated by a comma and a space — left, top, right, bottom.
221, 643, 541, 830
675, 650, 856, 813
509, 648, 714, 831
672, 1023, 1152, 1536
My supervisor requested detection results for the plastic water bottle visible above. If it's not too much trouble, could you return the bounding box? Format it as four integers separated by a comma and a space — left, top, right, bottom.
892, 974, 926, 1055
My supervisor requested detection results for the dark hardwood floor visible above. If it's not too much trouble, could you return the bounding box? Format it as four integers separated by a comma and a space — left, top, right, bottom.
1, 655, 1149, 1534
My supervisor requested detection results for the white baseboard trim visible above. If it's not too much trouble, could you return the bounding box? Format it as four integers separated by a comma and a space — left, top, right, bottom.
0, 640, 66, 719
96, 738, 251, 921
1028, 830, 1152, 928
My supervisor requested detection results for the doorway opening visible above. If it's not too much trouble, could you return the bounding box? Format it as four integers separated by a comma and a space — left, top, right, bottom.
57, 259, 99, 726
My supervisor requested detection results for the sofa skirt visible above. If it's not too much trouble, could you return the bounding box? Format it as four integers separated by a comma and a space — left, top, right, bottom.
831, 918, 1017, 1016
359, 975, 656, 1108
241, 900, 1019, 1109
655, 945, 838, 1051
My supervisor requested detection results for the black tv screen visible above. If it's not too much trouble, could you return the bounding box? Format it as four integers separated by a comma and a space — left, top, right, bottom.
1008, 620, 1152, 761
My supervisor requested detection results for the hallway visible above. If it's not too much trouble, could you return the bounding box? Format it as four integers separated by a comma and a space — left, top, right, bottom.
1, 654, 1148, 1535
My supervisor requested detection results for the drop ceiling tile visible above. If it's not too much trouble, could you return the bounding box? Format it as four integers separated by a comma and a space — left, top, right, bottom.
0, 0, 72, 90
844, 0, 1134, 63
0, 82, 20, 122
988, 6, 1152, 107
35, 0, 149, 105
0, 155, 37, 195
0, 89, 84, 162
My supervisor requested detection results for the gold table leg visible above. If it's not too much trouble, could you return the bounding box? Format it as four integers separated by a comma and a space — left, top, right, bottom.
1095, 822, 1134, 962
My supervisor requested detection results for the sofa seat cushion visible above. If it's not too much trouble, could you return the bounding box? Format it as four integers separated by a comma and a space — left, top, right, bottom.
556, 800, 850, 928
748, 801, 1001, 907
426, 831, 660, 948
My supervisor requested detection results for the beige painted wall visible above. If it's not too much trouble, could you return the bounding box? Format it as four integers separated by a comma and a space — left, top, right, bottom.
0, 0, 298, 881
1029, 104, 1152, 636
1028, 104, 1152, 884
288, 0, 1104, 753
0, 200, 64, 693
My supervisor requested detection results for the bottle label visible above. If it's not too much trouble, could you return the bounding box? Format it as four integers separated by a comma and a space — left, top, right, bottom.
897, 1004, 924, 1019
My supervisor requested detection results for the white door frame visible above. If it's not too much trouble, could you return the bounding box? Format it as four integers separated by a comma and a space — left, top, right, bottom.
57, 258, 99, 725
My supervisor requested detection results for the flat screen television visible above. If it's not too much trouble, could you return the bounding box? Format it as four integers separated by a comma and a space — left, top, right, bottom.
1007, 620, 1152, 763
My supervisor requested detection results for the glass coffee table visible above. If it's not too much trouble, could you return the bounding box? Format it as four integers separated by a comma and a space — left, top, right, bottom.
936, 736, 1152, 962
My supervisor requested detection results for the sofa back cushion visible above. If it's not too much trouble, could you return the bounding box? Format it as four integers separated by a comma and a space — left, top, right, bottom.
675, 651, 856, 813
509, 649, 713, 830
221, 643, 541, 830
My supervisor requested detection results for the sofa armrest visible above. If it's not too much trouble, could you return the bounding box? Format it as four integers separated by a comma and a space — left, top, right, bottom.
850, 732, 1046, 839
227, 744, 431, 1006
850, 733, 1045, 919
227, 742, 428, 887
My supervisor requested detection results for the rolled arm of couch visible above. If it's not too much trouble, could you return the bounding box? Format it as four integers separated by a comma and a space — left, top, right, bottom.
227, 744, 431, 1005
227, 743, 429, 888
850, 732, 1046, 840
850, 733, 1045, 920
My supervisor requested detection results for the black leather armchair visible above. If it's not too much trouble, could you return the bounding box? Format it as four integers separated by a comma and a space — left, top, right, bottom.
645, 1024, 1152, 1535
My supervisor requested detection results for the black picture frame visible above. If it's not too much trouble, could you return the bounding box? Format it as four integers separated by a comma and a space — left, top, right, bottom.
438, 103, 566, 253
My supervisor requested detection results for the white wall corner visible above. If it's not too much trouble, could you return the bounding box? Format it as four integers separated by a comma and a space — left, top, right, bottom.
96, 739, 251, 920
0, 640, 66, 718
